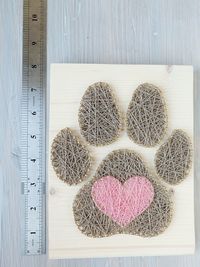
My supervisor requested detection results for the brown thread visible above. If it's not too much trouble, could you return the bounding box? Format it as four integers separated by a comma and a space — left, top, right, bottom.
155, 129, 192, 185
73, 149, 173, 238
126, 83, 168, 147
78, 82, 123, 146
51, 128, 92, 185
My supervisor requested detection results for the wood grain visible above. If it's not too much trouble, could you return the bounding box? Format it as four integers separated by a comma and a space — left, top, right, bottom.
1, 0, 200, 266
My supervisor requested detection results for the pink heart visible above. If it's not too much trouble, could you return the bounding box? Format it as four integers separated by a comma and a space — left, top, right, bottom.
91, 176, 154, 227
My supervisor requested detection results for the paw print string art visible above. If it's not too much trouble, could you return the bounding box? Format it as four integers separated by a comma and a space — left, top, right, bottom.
51, 82, 192, 238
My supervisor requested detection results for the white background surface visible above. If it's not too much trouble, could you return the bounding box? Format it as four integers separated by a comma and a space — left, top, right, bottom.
1, 0, 200, 266
49, 64, 194, 259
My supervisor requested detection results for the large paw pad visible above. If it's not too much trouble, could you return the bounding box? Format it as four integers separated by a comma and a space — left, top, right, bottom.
73, 149, 173, 238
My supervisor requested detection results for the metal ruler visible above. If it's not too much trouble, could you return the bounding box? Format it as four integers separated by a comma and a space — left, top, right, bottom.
21, 0, 47, 255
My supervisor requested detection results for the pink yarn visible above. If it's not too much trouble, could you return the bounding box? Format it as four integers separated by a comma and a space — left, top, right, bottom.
91, 176, 154, 227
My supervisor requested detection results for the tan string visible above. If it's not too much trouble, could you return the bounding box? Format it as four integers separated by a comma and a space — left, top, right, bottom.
126, 83, 167, 147
51, 82, 192, 238
155, 129, 192, 185
73, 149, 173, 238
78, 82, 123, 146
51, 128, 92, 185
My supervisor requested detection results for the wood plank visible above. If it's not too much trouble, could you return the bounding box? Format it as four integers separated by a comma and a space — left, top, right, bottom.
48, 64, 194, 259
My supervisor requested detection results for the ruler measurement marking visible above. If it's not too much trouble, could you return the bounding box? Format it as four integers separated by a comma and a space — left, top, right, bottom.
22, 0, 46, 255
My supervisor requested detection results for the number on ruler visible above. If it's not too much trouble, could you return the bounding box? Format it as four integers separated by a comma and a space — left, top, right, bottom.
32, 14, 38, 22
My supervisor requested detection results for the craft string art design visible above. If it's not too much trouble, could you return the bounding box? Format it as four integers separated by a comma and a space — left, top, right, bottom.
50, 81, 192, 239
78, 82, 123, 146
51, 128, 91, 185
73, 149, 173, 238
155, 129, 192, 185
126, 83, 167, 147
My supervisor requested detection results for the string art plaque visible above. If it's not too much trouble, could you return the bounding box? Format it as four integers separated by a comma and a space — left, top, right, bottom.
49, 64, 194, 259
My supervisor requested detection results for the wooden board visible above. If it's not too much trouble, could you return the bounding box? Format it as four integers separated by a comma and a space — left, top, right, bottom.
48, 64, 194, 259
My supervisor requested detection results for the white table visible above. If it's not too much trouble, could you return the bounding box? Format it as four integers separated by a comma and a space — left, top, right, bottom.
1, 0, 200, 266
